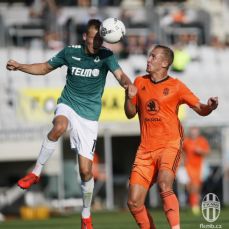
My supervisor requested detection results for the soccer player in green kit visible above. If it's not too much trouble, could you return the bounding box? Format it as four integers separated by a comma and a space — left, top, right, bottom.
6, 19, 136, 229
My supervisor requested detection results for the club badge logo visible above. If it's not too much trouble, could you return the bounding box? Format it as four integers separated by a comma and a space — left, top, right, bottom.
201, 193, 220, 223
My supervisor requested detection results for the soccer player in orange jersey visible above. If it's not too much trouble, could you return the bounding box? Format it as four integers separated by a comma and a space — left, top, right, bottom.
183, 126, 210, 215
124, 45, 218, 229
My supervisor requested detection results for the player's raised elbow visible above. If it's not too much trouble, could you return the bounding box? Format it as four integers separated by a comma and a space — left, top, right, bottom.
125, 110, 136, 119
124, 100, 137, 119
125, 113, 135, 119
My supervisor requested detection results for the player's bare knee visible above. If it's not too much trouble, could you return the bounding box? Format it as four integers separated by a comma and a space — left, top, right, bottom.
158, 180, 172, 193
127, 198, 141, 209
79, 168, 92, 181
51, 123, 67, 139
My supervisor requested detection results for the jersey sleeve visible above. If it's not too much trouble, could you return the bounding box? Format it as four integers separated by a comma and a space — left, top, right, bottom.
178, 80, 200, 108
105, 54, 121, 73
48, 48, 67, 69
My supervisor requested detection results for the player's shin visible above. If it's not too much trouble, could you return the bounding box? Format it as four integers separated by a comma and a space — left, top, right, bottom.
81, 177, 94, 218
160, 190, 180, 229
129, 205, 156, 229
32, 136, 57, 176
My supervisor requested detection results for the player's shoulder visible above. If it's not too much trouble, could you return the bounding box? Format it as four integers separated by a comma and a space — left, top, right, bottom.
99, 46, 114, 58
64, 44, 82, 54
134, 74, 149, 83
168, 75, 187, 87
133, 74, 149, 87
169, 76, 183, 83
67, 44, 82, 49
167, 75, 178, 82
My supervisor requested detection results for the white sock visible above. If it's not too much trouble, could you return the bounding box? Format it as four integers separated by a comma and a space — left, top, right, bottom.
32, 136, 57, 176
81, 178, 94, 218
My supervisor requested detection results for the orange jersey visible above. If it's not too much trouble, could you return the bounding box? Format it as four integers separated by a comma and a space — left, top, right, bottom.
183, 136, 210, 173
132, 75, 199, 151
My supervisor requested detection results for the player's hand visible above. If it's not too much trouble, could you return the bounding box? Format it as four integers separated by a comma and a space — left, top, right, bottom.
207, 97, 218, 110
126, 84, 137, 99
6, 60, 20, 71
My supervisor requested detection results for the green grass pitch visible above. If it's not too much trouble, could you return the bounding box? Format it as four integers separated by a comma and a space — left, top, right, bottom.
1, 208, 229, 229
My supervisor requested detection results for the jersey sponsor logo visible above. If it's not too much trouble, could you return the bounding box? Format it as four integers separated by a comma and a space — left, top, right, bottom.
71, 67, 100, 77
72, 56, 81, 61
144, 117, 161, 122
94, 56, 100, 63
145, 99, 160, 115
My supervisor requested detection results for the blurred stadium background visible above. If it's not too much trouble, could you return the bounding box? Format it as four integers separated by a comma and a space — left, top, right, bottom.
0, 0, 229, 227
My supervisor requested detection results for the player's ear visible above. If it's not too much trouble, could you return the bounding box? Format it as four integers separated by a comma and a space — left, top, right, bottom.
162, 60, 169, 69
83, 33, 87, 41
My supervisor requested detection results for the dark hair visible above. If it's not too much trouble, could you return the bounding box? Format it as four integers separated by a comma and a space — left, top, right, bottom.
86, 19, 101, 33
155, 45, 174, 67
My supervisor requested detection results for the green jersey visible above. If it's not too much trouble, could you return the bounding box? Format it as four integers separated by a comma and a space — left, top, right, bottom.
48, 44, 120, 121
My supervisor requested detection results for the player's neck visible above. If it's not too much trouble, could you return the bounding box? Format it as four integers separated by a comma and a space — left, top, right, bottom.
150, 73, 168, 83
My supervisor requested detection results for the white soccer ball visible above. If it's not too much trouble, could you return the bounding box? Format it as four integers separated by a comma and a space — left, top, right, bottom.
99, 18, 126, 44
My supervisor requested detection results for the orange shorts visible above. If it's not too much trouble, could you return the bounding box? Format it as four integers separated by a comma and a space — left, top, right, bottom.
129, 146, 181, 190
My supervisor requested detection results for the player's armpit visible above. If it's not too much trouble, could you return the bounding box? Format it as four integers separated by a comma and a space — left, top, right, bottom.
45, 62, 55, 73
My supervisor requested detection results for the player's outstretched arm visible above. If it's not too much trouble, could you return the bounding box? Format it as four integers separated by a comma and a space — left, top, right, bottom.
192, 97, 218, 116
113, 68, 132, 89
124, 84, 137, 119
6, 60, 54, 75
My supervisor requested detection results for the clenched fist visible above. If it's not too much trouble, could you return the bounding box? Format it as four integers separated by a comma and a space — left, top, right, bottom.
207, 97, 218, 110
6, 60, 20, 71
126, 84, 137, 99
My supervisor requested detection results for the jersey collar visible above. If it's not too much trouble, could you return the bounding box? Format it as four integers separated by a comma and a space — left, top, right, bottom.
150, 75, 170, 84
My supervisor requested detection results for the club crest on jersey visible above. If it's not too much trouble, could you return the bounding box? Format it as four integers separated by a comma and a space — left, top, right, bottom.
163, 88, 169, 96
145, 99, 160, 115
71, 67, 100, 77
94, 56, 100, 63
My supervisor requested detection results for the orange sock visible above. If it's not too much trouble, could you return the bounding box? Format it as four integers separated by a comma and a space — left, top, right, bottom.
146, 209, 156, 229
130, 205, 156, 229
160, 190, 180, 228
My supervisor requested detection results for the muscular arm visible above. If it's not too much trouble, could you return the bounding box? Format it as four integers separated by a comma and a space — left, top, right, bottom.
6, 60, 54, 75
124, 85, 138, 119
113, 68, 132, 89
113, 68, 138, 118
192, 97, 218, 116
